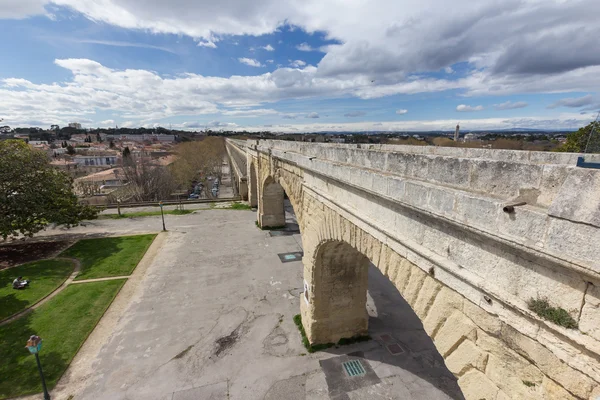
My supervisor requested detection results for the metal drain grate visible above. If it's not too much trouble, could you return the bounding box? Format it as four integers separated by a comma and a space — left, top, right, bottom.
342, 360, 366, 377
277, 252, 304, 263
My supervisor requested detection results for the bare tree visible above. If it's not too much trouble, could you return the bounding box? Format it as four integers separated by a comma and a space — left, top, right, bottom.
120, 153, 177, 202
170, 137, 226, 198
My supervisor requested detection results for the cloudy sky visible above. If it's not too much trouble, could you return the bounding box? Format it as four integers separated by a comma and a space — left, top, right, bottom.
1, 0, 599, 132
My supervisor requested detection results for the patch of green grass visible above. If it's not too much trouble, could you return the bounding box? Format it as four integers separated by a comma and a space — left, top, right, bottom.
293, 314, 370, 353
98, 209, 193, 219
522, 380, 536, 387
0, 279, 126, 399
528, 298, 578, 329
228, 202, 252, 210
61, 234, 156, 281
0, 260, 76, 321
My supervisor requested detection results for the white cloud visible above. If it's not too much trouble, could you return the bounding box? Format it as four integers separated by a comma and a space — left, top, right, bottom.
444, 67, 454, 74
396, 109, 408, 115
99, 119, 116, 126
547, 95, 594, 109
297, 42, 314, 52
238, 57, 264, 67
289, 59, 307, 68
169, 114, 594, 133
457, 104, 484, 112
196, 39, 218, 48
306, 112, 319, 118
266, 59, 274, 63
494, 101, 528, 110
262, 44, 275, 51
221, 108, 279, 117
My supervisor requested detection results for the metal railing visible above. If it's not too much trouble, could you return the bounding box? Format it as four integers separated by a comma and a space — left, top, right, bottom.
98, 196, 241, 209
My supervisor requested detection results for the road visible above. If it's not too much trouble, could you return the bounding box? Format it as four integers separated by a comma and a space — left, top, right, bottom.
36, 203, 462, 400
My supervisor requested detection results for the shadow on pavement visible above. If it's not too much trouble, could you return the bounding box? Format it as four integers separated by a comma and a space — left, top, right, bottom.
320, 265, 465, 400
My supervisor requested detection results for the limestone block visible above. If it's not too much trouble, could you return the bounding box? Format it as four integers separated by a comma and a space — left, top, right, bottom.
495, 390, 510, 400
402, 265, 427, 306
434, 310, 477, 357
462, 299, 502, 336
468, 159, 543, 199
478, 331, 545, 400
496, 206, 548, 248
580, 284, 600, 342
453, 192, 501, 232
457, 369, 499, 400
545, 217, 600, 271
485, 354, 544, 400
390, 256, 412, 294
501, 324, 595, 399
445, 339, 488, 376
412, 276, 442, 319
548, 168, 600, 228
423, 287, 464, 337
541, 376, 578, 400
537, 164, 571, 208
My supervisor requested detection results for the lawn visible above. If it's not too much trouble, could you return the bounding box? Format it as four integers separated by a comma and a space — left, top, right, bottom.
60, 234, 156, 281
98, 209, 193, 219
0, 260, 76, 321
0, 279, 126, 399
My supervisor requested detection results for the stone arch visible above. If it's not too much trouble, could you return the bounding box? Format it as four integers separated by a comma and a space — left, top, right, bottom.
300, 202, 446, 348
248, 161, 258, 208
258, 176, 285, 228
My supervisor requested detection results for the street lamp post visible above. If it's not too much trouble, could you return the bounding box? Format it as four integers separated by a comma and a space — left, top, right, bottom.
159, 201, 166, 231
25, 335, 50, 400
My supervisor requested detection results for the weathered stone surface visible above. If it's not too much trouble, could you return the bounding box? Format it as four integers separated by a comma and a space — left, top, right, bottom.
434, 310, 477, 357
412, 276, 442, 319
501, 324, 595, 399
462, 299, 502, 336
549, 168, 600, 228
402, 265, 428, 306
541, 376, 578, 400
580, 283, 600, 342
423, 287, 464, 337
445, 339, 488, 376
457, 369, 499, 400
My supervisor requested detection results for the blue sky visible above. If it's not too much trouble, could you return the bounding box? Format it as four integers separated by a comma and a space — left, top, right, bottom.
1, 1, 599, 132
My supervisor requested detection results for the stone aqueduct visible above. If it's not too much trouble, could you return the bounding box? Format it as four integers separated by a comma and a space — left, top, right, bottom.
225, 138, 600, 400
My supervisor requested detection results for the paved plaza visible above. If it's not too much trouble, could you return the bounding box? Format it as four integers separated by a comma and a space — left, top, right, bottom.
37, 203, 463, 400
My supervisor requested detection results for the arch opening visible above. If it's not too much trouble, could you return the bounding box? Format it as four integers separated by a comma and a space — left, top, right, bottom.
259, 176, 285, 228
303, 238, 464, 399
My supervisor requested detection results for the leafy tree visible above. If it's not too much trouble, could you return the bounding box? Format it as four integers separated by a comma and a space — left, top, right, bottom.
96, 132, 103, 142
123, 146, 131, 158
556, 121, 600, 153
0, 140, 98, 239
109, 140, 115, 149
66, 145, 76, 155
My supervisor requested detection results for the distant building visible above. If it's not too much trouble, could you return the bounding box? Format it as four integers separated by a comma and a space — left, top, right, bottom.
104, 133, 177, 143
464, 133, 478, 142
68, 122, 82, 129
28, 140, 49, 146
74, 153, 118, 167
